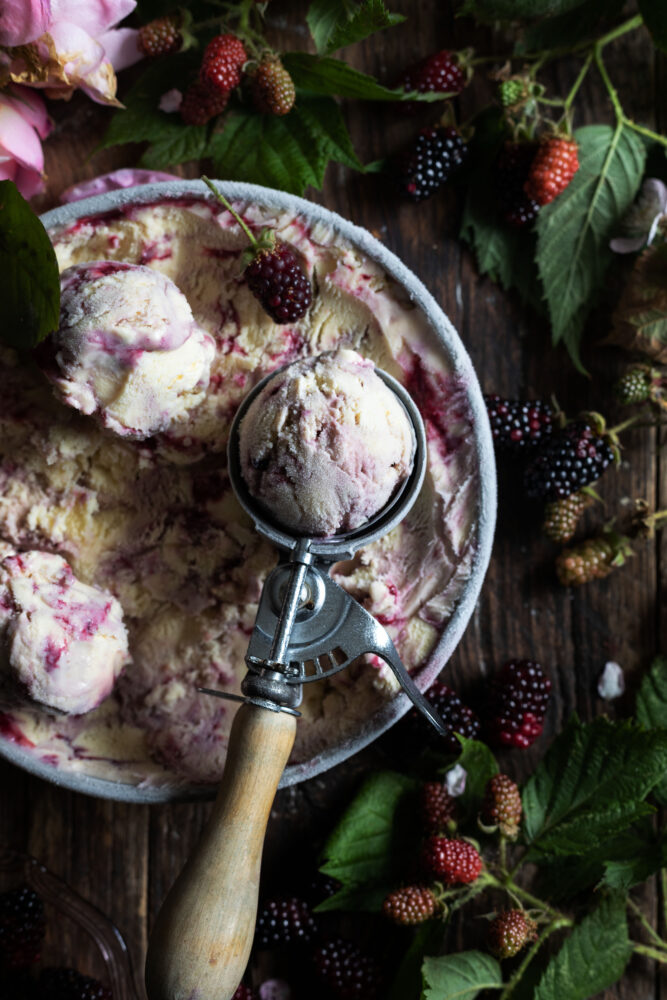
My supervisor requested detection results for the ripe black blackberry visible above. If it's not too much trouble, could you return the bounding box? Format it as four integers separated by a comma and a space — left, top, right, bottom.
39, 967, 112, 1000
255, 895, 317, 947
395, 126, 467, 202
406, 680, 481, 751
312, 937, 383, 999
0, 884, 45, 971
484, 660, 552, 749
495, 141, 540, 227
524, 420, 614, 500
484, 395, 554, 452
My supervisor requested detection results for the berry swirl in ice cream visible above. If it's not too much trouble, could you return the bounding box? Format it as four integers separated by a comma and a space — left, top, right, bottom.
0, 194, 479, 789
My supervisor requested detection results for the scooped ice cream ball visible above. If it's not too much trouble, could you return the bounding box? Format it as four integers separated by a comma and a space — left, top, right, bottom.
239, 348, 416, 536
48, 261, 215, 438
0, 551, 130, 715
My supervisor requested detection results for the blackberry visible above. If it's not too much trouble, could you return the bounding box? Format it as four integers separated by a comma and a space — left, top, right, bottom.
488, 910, 537, 959
200, 33, 247, 95
495, 141, 540, 227
383, 885, 437, 925
614, 368, 651, 405
484, 394, 554, 452
180, 81, 228, 126
245, 243, 312, 323
251, 55, 295, 116
524, 420, 614, 500
525, 136, 579, 205
485, 659, 551, 749
542, 491, 589, 544
397, 50, 466, 106
0, 884, 45, 971
421, 780, 456, 833
395, 126, 467, 201
498, 79, 525, 107
138, 14, 182, 57
255, 896, 317, 947
312, 937, 383, 999
555, 533, 632, 586
407, 680, 481, 751
39, 967, 112, 1000
421, 837, 483, 884
232, 985, 258, 1000
481, 774, 522, 839
306, 871, 342, 906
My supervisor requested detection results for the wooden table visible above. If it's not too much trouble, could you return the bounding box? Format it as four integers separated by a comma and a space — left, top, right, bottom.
1, 3, 665, 998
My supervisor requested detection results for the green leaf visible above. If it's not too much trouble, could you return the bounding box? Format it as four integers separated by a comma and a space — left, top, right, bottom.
535, 124, 646, 367
515, 0, 625, 54
639, 0, 667, 52
459, 0, 589, 24
0, 180, 60, 350
101, 53, 208, 167
317, 770, 418, 912
460, 108, 545, 314
284, 53, 445, 102
601, 830, 667, 890
421, 951, 503, 999
522, 715, 667, 855
389, 923, 443, 1000
533, 895, 632, 1000
636, 655, 667, 803
450, 737, 498, 823
306, 0, 405, 55
208, 96, 363, 195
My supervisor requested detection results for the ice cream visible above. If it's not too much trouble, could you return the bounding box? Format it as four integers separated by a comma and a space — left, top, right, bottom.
0, 550, 130, 715
239, 348, 415, 536
48, 261, 215, 439
0, 194, 480, 788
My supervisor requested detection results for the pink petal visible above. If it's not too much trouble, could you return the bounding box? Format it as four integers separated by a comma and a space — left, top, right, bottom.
13, 162, 46, 198
609, 234, 647, 254
0, 161, 18, 183
0, 0, 52, 47
60, 168, 180, 202
159, 89, 183, 113
49, 21, 105, 77
50, 0, 136, 37
78, 57, 119, 105
6, 85, 52, 140
0, 98, 45, 174
99, 26, 142, 71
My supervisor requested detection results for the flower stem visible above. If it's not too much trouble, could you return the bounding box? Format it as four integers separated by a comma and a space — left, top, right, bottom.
499, 919, 572, 999
594, 13, 644, 50
201, 176, 257, 246
564, 51, 594, 113
627, 897, 667, 951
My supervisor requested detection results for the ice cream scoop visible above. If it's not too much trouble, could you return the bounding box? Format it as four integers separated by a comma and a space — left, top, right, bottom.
0, 551, 130, 715
48, 261, 215, 438
239, 348, 416, 536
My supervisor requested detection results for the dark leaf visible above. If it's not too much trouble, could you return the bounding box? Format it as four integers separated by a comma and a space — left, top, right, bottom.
639, 0, 667, 52
306, 0, 405, 55
421, 951, 503, 999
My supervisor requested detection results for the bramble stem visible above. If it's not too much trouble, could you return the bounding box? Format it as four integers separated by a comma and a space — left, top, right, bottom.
594, 47, 624, 123
627, 897, 667, 950
201, 176, 256, 246
594, 14, 644, 50
634, 942, 667, 964
624, 121, 667, 147
564, 51, 594, 113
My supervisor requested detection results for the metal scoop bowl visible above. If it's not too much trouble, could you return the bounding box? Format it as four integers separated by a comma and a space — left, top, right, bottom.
145, 364, 444, 1000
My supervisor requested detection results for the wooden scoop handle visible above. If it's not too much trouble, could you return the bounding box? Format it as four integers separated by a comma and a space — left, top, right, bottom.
145, 702, 296, 1000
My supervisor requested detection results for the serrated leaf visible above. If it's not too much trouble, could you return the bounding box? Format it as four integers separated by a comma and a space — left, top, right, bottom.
421, 951, 503, 999
100, 53, 208, 166
208, 96, 363, 194
317, 771, 418, 912
450, 737, 498, 823
306, 0, 405, 55
514, 0, 625, 54
389, 922, 443, 1000
535, 124, 646, 367
636, 655, 667, 802
522, 716, 667, 855
460, 108, 545, 314
284, 53, 445, 102
533, 895, 632, 1000
0, 180, 60, 350
606, 243, 667, 363
459, 0, 589, 23
639, 0, 667, 52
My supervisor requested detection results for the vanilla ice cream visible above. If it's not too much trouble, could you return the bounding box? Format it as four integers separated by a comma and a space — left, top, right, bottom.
0, 195, 480, 788
0, 550, 130, 715
240, 349, 415, 536
48, 261, 215, 438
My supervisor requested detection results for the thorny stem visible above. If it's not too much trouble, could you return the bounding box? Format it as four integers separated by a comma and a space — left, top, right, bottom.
661, 870, 667, 934
627, 897, 667, 951
609, 413, 643, 436
499, 835, 508, 874
201, 176, 257, 245
564, 51, 594, 113
499, 919, 573, 1000
595, 45, 667, 148
634, 942, 667, 964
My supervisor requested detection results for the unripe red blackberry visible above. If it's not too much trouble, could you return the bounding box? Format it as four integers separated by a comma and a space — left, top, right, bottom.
180, 81, 229, 126
397, 50, 466, 106
421, 780, 456, 832
232, 986, 258, 1000
542, 491, 589, 544
485, 660, 551, 749
525, 136, 579, 205
422, 837, 482, 884
481, 774, 522, 838
138, 14, 183, 57
488, 910, 537, 959
555, 533, 632, 586
383, 885, 437, 925
251, 55, 295, 116
200, 33, 247, 95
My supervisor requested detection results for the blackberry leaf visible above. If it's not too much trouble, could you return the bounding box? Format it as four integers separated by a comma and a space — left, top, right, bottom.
306, 0, 405, 56
421, 951, 502, 999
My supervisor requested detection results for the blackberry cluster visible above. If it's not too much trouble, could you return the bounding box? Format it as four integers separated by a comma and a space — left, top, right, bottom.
495, 141, 540, 227
408, 680, 481, 751
524, 421, 614, 500
484, 395, 554, 452
312, 937, 383, 999
254, 896, 317, 947
39, 967, 112, 1000
485, 660, 552, 749
0, 884, 45, 971
395, 126, 467, 202
245, 244, 312, 323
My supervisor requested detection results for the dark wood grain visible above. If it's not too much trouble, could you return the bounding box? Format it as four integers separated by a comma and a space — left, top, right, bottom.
0, 3, 664, 998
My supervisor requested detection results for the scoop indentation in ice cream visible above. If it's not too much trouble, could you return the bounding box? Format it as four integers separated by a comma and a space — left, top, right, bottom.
49, 261, 215, 439
239, 348, 416, 536
0, 551, 130, 715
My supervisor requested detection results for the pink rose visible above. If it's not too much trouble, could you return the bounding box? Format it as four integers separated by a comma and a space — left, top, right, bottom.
1, 0, 142, 106
0, 85, 52, 199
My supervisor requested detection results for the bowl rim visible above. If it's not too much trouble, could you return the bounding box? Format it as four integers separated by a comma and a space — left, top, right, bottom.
0, 178, 496, 803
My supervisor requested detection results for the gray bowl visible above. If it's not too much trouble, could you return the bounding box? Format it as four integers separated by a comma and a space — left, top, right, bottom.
0, 180, 496, 802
